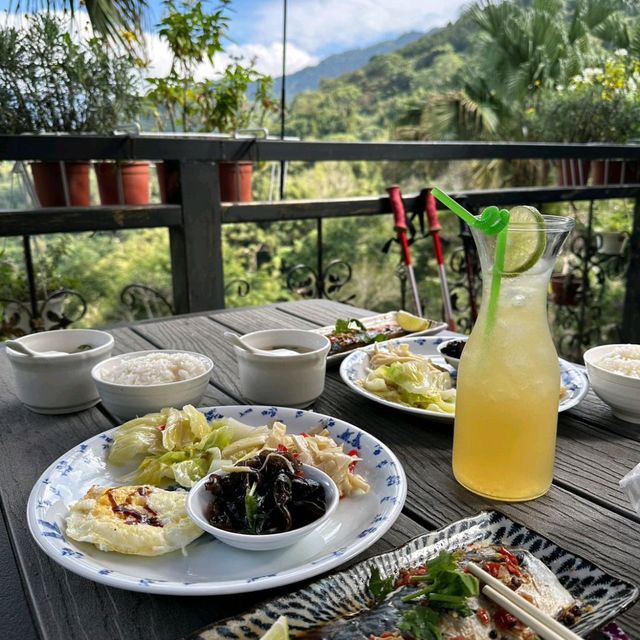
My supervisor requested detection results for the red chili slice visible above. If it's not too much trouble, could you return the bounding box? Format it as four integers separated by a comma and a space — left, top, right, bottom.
494, 609, 519, 629
499, 546, 520, 566
476, 608, 490, 625
483, 562, 502, 578
276, 444, 288, 453
157, 425, 166, 431
347, 449, 359, 473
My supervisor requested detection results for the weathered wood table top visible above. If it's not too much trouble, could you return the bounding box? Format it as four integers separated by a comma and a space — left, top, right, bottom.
1, 299, 639, 640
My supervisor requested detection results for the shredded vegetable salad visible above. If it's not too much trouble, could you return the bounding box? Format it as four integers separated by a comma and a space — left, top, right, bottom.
108, 406, 369, 497
358, 343, 456, 413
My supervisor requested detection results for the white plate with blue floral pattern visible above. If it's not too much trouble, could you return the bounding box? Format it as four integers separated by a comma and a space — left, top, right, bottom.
340, 336, 589, 423
27, 406, 406, 595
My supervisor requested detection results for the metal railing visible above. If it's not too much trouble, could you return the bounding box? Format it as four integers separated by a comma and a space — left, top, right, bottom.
1, 134, 639, 356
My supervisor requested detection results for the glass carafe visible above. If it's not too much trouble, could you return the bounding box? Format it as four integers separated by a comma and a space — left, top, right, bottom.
452, 215, 574, 501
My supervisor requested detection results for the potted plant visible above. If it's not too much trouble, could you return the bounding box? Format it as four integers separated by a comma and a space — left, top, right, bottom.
529, 50, 640, 185
0, 14, 145, 206
88, 45, 147, 205
146, 0, 277, 202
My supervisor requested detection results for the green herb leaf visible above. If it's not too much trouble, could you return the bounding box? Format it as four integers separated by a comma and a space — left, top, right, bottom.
399, 605, 442, 640
333, 318, 367, 334
368, 567, 394, 605
401, 551, 479, 616
425, 551, 458, 578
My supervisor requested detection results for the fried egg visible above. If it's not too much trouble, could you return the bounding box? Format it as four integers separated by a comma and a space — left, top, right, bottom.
65, 485, 203, 556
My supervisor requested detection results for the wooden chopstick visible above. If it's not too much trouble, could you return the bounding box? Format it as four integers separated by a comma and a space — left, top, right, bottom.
467, 562, 584, 640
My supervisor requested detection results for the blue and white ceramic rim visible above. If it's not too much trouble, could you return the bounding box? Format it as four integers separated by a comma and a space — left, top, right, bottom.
26, 405, 407, 595
340, 336, 589, 422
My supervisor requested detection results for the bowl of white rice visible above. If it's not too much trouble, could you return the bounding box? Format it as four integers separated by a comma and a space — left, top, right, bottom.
583, 344, 640, 424
91, 350, 213, 420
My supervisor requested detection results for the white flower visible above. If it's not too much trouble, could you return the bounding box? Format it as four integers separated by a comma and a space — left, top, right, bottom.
614, 48, 628, 57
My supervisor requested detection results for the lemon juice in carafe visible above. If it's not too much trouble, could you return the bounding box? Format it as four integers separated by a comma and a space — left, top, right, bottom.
452, 210, 574, 501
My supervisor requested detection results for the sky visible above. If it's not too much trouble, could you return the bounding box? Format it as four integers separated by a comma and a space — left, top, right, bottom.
0, 0, 469, 78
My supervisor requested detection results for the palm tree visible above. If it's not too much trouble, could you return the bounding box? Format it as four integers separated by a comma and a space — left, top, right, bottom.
15, 0, 148, 51
431, 0, 631, 140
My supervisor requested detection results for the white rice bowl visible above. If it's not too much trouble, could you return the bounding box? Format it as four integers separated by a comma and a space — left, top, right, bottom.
98, 352, 210, 385
91, 350, 214, 420
595, 345, 640, 380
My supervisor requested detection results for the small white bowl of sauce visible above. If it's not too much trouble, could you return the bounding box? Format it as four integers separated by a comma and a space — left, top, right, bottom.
6, 329, 114, 414
231, 329, 330, 407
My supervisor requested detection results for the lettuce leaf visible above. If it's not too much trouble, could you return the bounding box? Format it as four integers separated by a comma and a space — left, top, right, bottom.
108, 424, 164, 465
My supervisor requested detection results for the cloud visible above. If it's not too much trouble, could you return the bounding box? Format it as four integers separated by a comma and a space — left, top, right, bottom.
249, 0, 468, 55
145, 36, 316, 81
226, 41, 318, 77
1, 10, 316, 81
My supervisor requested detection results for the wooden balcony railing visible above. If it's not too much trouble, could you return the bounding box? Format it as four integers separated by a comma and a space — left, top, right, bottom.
1, 134, 639, 350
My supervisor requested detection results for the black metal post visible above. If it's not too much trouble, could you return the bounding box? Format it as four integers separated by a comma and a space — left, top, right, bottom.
22, 236, 38, 317
622, 196, 640, 342
316, 218, 323, 297
577, 200, 594, 352
279, 0, 288, 200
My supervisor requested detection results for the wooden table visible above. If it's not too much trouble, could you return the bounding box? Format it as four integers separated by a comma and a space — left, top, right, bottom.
1, 299, 639, 640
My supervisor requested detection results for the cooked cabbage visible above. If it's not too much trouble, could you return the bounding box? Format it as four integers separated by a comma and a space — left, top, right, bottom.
359, 344, 456, 413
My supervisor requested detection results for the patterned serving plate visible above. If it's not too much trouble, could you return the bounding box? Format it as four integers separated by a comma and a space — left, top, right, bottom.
310, 311, 447, 364
191, 510, 639, 639
340, 336, 589, 423
27, 406, 406, 595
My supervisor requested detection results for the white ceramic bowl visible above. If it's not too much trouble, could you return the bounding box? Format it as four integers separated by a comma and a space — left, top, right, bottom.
583, 344, 640, 423
6, 329, 114, 414
233, 330, 331, 408
436, 337, 468, 370
91, 350, 213, 421
186, 464, 340, 551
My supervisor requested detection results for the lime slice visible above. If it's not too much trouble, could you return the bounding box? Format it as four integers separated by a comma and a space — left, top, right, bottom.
260, 616, 289, 640
503, 205, 546, 274
396, 310, 430, 332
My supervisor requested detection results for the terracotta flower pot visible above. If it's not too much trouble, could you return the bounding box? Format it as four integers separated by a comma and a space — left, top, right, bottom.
550, 273, 581, 306
157, 161, 253, 203
95, 161, 150, 205
555, 159, 590, 186
156, 162, 179, 204
591, 160, 640, 185
219, 161, 253, 202
31, 162, 90, 207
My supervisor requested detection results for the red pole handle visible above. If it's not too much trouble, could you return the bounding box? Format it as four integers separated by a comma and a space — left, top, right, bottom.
425, 189, 442, 232
386, 185, 408, 231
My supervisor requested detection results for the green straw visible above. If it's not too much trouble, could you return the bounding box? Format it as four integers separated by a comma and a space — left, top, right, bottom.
431, 187, 510, 332
431, 188, 510, 236
487, 226, 508, 332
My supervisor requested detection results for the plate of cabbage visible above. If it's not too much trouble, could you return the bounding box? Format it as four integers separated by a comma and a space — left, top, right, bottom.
27, 405, 406, 595
340, 337, 457, 422
340, 336, 588, 422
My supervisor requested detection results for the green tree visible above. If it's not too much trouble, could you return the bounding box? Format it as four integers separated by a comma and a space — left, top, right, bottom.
429, 0, 631, 140
16, 0, 148, 52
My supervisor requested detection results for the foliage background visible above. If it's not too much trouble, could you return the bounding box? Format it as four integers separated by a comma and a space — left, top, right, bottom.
0, 0, 637, 341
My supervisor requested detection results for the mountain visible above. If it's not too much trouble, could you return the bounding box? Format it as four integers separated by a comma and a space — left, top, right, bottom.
274, 31, 427, 101
284, 11, 476, 140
